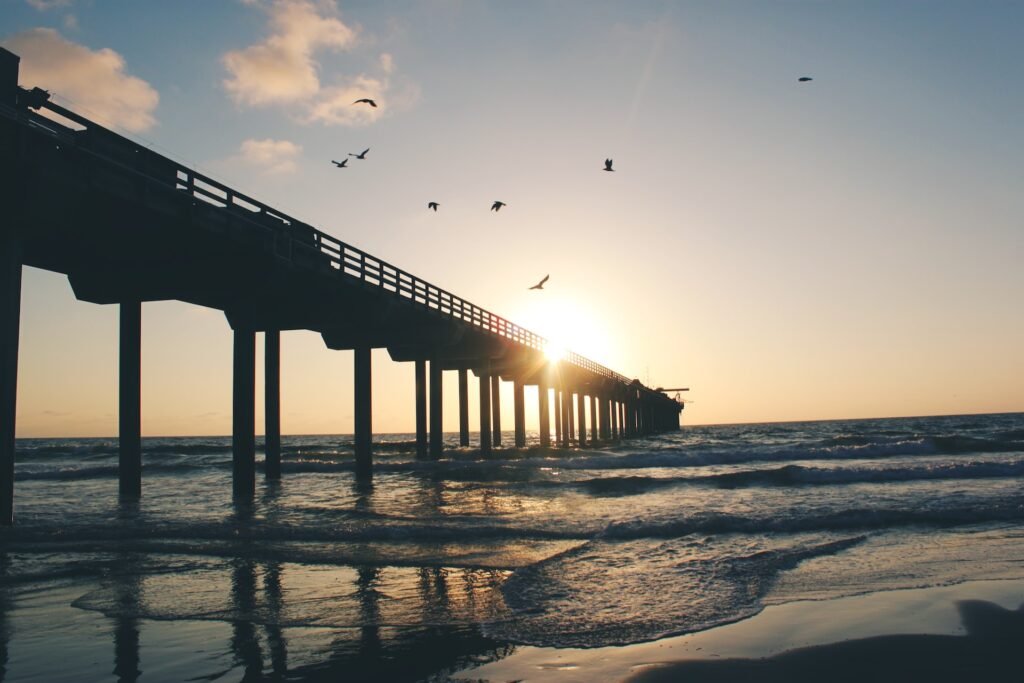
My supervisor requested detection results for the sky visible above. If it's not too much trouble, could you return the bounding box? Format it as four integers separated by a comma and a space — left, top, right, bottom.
3, 0, 1023, 437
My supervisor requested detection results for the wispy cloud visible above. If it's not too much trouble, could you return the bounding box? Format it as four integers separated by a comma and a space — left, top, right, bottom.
223, 0, 356, 106
225, 1, 408, 126
3, 28, 159, 132
26, 0, 72, 10
239, 137, 303, 174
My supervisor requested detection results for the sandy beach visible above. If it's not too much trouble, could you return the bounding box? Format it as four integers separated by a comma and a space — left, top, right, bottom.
455, 578, 1024, 682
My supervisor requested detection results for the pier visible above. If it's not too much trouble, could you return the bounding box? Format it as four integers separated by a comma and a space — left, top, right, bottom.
0, 48, 683, 524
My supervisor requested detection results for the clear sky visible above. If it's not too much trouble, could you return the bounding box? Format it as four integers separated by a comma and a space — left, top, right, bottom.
3, 0, 1022, 437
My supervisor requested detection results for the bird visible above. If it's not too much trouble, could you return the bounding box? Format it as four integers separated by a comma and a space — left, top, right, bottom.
491, 201, 506, 212
798, 77, 813, 82
428, 202, 439, 211
603, 158, 615, 172
331, 159, 349, 168
529, 275, 549, 290
349, 148, 370, 159
353, 98, 377, 107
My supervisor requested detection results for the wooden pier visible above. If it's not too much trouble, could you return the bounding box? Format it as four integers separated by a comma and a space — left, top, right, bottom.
0, 48, 683, 524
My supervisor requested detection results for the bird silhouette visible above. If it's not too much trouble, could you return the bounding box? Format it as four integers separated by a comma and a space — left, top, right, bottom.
353, 98, 378, 107
349, 148, 370, 159
331, 159, 349, 168
491, 201, 506, 212
529, 275, 549, 290
798, 77, 813, 82
428, 202, 439, 211
603, 158, 615, 172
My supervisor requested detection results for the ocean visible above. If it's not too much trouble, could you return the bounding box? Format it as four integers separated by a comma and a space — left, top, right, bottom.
2, 412, 1023, 681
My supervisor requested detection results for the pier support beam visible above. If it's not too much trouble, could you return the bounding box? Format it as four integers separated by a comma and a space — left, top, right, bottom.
119, 300, 142, 499
577, 392, 586, 447
415, 360, 427, 457
429, 360, 443, 457
513, 379, 526, 447
612, 399, 620, 440
264, 329, 281, 480
353, 345, 372, 478
491, 375, 502, 446
554, 390, 563, 447
0, 236, 21, 525
590, 395, 598, 442
538, 382, 550, 448
478, 372, 492, 455
458, 368, 470, 447
232, 326, 256, 499
567, 392, 576, 445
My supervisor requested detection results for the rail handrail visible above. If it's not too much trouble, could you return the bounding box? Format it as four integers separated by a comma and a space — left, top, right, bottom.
9, 91, 634, 385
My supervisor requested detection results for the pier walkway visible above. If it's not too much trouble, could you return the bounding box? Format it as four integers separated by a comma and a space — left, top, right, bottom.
0, 48, 683, 524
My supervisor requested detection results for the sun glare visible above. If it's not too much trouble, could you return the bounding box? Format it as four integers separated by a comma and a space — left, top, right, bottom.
516, 295, 617, 367
544, 342, 567, 362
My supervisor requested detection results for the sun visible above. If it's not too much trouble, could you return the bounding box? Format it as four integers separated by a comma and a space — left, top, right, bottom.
514, 295, 617, 367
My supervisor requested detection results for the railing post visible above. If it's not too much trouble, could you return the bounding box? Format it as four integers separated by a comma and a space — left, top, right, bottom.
429, 359, 443, 457
353, 345, 372, 477
119, 300, 142, 499
513, 379, 526, 447
490, 374, 502, 446
0, 233, 21, 525
478, 371, 492, 455
415, 359, 427, 457
264, 329, 281, 480
458, 368, 470, 447
232, 325, 256, 499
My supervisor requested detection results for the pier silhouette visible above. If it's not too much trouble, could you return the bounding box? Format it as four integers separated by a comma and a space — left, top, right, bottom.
0, 48, 683, 525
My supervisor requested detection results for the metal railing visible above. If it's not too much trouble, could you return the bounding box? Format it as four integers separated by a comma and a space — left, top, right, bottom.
11, 90, 632, 385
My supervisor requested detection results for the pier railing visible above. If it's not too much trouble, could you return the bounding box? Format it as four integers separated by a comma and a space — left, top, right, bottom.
12, 91, 631, 384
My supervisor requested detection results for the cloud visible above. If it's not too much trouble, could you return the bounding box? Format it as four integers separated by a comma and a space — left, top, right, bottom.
2, 28, 159, 132
26, 0, 72, 10
305, 74, 387, 126
223, 0, 357, 107
239, 138, 303, 174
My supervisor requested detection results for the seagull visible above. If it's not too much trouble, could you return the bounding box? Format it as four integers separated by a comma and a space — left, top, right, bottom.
798, 77, 813, 82
603, 158, 615, 172
331, 159, 349, 168
491, 201, 506, 212
428, 202, 439, 211
529, 275, 549, 290
353, 98, 378, 107
349, 148, 370, 159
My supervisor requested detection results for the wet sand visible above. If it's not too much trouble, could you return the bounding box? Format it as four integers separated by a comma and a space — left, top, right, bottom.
453, 578, 1024, 682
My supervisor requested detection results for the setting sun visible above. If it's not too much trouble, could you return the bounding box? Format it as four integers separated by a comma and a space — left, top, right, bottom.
514, 295, 618, 369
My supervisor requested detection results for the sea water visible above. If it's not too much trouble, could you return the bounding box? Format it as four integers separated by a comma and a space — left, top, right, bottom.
2, 413, 1023, 681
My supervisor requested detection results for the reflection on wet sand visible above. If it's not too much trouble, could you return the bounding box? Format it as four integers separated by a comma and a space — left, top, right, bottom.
629, 598, 1024, 683
87, 478, 515, 682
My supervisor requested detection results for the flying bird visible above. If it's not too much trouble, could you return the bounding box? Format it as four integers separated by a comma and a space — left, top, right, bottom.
353, 98, 378, 107
428, 202, 439, 211
491, 201, 506, 212
529, 275, 549, 290
798, 77, 813, 82
331, 159, 349, 168
603, 158, 615, 172
349, 148, 370, 159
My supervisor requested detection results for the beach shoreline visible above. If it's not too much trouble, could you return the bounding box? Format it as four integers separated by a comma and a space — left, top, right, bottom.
453, 577, 1024, 682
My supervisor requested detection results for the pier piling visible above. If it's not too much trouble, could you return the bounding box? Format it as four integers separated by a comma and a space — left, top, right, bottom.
353, 345, 372, 477
415, 359, 427, 457
513, 379, 526, 447
264, 330, 281, 480
0, 234, 21, 525
458, 368, 470, 447
538, 381, 550, 447
232, 326, 256, 499
429, 359, 443, 458
118, 300, 142, 499
490, 375, 501, 446
478, 371, 492, 455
